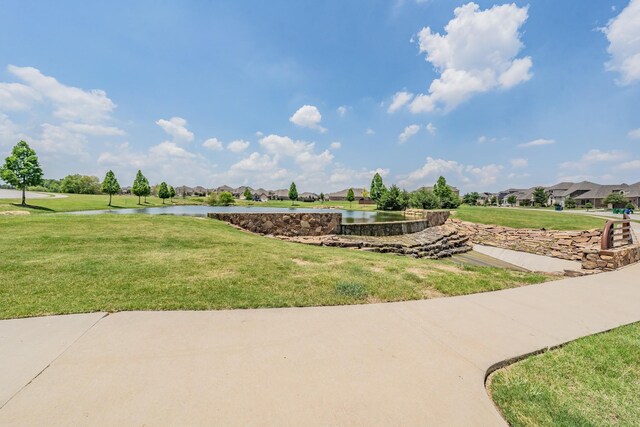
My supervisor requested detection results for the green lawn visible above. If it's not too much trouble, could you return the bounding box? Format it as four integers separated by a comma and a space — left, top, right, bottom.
0, 193, 203, 213
490, 322, 640, 427
0, 214, 548, 319
453, 205, 605, 230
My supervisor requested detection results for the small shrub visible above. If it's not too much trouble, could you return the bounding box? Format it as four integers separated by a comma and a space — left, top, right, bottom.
207, 192, 218, 206
335, 282, 368, 299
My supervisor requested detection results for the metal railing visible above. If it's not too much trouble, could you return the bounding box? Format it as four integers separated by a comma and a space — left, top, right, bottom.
601, 214, 635, 250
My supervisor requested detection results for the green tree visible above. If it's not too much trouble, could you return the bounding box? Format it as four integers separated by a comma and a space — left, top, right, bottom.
362, 187, 369, 199
169, 185, 176, 203
288, 182, 298, 205
319, 192, 325, 204
507, 195, 517, 206
101, 170, 120, 206
433, 176, 460, 208
378, 184, 408, 211
564, 196, 576, 209
157, 182, 170, 204
0, 140, 43, 206
132, 170, 150, 205
370, 172, 386, 202
532, 187, 548, 207
60, 175, 101, 194
218, 191, 234, 206
462, 192, 480, 205
243, 187, 253, 200
409, 188, 440, 209
585, 202, 593, 210
603, 192, 628, 208
346, 188, 355, 208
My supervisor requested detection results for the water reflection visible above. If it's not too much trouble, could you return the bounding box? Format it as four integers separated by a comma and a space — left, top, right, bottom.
67, 205, 407, 223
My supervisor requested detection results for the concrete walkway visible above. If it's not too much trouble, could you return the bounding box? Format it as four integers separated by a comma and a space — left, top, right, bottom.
1, 265, 639, 426
0, 189, 67, 199
473, 244, 582, 273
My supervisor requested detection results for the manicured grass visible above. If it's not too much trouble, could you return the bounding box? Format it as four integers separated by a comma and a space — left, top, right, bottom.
453, 205, 606, 230
0, 193, 202, 213
0, 214, 549, 319
490, 322, 640, 427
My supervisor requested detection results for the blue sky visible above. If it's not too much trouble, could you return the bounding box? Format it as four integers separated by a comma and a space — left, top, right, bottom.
1, 0, 639, 193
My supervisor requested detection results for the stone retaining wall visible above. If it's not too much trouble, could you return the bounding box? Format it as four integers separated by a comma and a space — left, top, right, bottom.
340, 211, 450, 237
207, 212, 341, 237
582, 245, 640, 271
452, 219, 602, 261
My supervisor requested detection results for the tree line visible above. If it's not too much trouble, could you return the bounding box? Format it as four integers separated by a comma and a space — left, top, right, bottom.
0, 140, 175, 206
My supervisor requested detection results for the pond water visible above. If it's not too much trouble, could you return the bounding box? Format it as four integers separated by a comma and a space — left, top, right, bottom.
67, 205, 406, 223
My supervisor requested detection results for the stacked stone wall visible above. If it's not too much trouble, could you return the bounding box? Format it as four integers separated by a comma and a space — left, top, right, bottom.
582, 245, 640, 271
208, 213, 341, 237
452, 219, 601, 261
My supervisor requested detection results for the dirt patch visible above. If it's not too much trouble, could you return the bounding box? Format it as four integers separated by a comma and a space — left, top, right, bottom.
292, 258, 312, 266
421, 287, 444, 298
431, 264, 470, 274
0, 210, 30, 216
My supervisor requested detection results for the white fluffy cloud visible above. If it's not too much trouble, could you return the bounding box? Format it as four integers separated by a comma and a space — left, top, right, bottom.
0, 82, 42, 111
7, 65, 117, 123
510, 158, 528, 168
388, 91, 414, 113
560, 149, 626, 169
426, 122, 436, 135
289, 105, 326, 132
336, 105, 348, 117
259, 134, 333, 170
330, 141, 342, 149
398, 124, 421, 143
329, 167, 390, 187
518, 138, 555, 148
202, 138, 223, 151
98, 142, 214, 186
410, 2, 532, 113
61, 122, 125, 136
603, 0, 640, 85
155, 117, 194, 143
227, 139, 250, 153
628, 128, 640, 139
620, 159, 640, 170
398, 156, 502, 189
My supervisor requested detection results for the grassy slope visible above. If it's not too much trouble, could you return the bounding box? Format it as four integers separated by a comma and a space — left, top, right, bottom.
0, 214, 548, 319
0, 193, 202, 213
490, 322, 640, 427
454, 205, 605, 230
0, 193, 375, 213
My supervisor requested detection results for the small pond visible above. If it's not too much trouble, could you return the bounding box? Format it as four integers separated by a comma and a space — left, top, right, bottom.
67, 205, 406, 223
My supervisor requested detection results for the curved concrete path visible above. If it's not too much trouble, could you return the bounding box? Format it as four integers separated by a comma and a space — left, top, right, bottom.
1, 264, 639, 426
0, 189, 67, 199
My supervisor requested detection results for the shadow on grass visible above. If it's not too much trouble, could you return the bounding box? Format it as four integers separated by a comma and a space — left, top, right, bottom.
11, 203, 55, 212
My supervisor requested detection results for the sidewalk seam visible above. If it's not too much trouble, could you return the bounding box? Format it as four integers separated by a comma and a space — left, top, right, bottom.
0, 312, 109, 410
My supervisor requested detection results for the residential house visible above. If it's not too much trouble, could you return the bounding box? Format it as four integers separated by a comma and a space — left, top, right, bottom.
327, 188, 364, 201
299, 192, 319, 202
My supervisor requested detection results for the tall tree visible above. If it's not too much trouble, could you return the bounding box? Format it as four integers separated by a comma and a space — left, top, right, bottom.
347, 188, 355, 208
0, 140, 43, 206
288, 181, 298, 205
362, 187, 369, 199
433, 176, 460, 208
243, 187, 253, 200
101, 170, 121, 206
132, 170, 150, 205
532, 187, 548, 207
169, 185, 176, 203
319, 192, 325, 204
370, 172, 385, 202
157, 182, 170, 204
